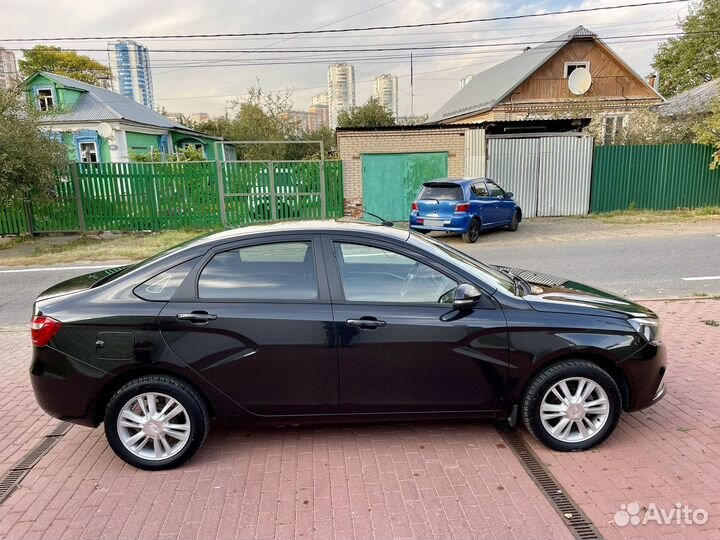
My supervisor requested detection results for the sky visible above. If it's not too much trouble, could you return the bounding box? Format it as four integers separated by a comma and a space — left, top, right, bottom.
2, 0, 689, 118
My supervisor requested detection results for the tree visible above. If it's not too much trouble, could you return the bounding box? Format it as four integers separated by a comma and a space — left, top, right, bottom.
0, 87, 67, 205
652, 0, 720, 97
337, 96, 396, 128
19, 46, 111, 86
695, 96, 720, 168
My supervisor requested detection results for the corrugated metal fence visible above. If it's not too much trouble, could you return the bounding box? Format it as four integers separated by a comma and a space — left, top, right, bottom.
591, 144, 720, 212
487, 135, 593, 217
0, 160, 344, 235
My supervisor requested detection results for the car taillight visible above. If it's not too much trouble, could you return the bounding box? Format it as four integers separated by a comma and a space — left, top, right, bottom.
31, 316, 62, 347
455, 203, 470, 212
411, 202, 418, 211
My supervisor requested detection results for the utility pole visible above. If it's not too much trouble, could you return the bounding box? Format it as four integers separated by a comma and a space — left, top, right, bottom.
410, 52, 415, 118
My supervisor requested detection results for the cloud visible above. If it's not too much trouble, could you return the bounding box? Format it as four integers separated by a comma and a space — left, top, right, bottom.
2, 0, 687, 117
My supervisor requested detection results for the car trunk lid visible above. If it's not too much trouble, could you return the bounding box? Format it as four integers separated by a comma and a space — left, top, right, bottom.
35, 265, 130, 303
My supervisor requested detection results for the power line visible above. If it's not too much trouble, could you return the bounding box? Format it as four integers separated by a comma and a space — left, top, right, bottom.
0, 0, 689, 42
6, 29, 703, 58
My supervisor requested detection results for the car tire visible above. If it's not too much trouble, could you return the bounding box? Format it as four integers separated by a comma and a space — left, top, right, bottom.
522, 360, 621, 452
104, 375, 210, 470
462, 218, 481, 243
508, 211, 520, 231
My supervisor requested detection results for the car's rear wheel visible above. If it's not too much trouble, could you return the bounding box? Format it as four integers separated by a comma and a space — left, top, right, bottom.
462, 218, 481, 243
508, 210, 520, 231
104, 375, 209, 470
522, 360, 621, 451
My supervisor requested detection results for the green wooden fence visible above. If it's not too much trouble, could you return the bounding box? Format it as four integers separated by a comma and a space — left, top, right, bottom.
591, 144, 720, 212
0, 160, 344, 235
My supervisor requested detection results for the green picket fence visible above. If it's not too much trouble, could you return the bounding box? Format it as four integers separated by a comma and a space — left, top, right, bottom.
0, 160, 344, 235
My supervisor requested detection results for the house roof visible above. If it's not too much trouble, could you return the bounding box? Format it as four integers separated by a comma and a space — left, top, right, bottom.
29, 71, 217, 138
655, 79, 719, 116
427, 26, 659, 124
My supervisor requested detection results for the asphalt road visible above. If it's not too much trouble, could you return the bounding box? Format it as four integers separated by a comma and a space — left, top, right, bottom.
0, 223, 718, 326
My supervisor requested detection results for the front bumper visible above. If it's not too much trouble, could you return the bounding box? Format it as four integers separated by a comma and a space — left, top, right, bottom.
620, 340, 667, 412
30, 346, 111, 427
409, 213, 471, 233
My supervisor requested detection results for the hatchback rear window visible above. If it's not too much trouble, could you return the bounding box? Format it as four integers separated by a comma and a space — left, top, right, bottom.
418, 185, 463, 201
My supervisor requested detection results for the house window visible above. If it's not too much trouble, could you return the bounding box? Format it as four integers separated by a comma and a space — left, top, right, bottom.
602, 115, 626, 145
564, 62, 590, 78
79, 142, 99, 163
182, 142, 205, 156
36, 88, 55, 111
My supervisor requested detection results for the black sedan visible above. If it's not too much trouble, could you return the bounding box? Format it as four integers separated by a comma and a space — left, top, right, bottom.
30, 221, 666, 470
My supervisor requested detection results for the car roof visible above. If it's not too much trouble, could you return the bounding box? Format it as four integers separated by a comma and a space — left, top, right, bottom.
184, 220, 411, 249
423, 177, 495, 186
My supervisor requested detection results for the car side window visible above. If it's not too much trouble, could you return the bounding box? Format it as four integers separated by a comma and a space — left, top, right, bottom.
334, 243, 457, 304
487, 183, 504, 198
198, 241, 318, 300
472, 182, 489, 197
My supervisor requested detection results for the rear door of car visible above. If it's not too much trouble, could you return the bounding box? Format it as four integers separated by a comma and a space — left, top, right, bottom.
471, 181, 499, 225
159, 234, 338, 416
415, 182, 464, 226
322, 234, 509, 414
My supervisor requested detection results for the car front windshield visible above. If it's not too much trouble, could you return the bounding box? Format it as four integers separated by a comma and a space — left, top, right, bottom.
411, 233, 516, 294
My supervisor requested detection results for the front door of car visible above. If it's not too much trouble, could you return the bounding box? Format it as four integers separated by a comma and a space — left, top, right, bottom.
488, 182, 514, 224
324, 236, 509, 414
159, 236, 338, 416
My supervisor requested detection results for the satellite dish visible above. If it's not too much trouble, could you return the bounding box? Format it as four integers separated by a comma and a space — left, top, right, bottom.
97, 122, 113, 139
568, 67, 592, 95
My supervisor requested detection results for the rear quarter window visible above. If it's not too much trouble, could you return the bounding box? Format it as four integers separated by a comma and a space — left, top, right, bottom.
418, 185, 464, 201
133, 258, 199, 301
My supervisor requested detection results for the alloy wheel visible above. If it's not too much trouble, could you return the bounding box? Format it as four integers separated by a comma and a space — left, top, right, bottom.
539, 377, 610, 443
116, 392, 191, 461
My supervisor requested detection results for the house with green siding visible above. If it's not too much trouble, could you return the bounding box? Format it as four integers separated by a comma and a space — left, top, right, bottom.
23, 71, 233, 162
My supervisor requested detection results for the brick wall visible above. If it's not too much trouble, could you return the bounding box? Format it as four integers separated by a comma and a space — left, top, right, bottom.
336, 128, 468, 208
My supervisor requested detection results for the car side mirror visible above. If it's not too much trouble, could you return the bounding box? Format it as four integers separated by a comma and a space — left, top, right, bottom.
453, 283, 482, 311
505, 192, 514, 198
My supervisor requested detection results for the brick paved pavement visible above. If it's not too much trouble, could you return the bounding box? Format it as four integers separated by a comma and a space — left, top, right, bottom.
532, 299, 720, 540
0, 300, 717, 539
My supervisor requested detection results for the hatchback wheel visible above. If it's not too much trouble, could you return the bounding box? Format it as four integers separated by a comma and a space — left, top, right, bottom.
508, 211, 520, 231
462, 218, 481, 243
104, 375, 209, 470
522, 360, 621, 451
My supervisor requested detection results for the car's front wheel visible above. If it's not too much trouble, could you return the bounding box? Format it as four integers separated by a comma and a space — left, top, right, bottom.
522, 360, 621, 451
508, 210, 520, 231
104, 375, 209, 470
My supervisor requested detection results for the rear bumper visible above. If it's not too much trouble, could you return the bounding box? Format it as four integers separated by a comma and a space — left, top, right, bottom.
621, 340, 667, 412
30, 346, 110, 427
409, 214, 471, 233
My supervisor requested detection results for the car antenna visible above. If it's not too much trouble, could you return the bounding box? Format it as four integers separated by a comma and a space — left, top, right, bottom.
343, 205, 394, 227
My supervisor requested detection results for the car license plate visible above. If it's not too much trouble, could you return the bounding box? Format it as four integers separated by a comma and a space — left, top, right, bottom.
424, 219, 444, 227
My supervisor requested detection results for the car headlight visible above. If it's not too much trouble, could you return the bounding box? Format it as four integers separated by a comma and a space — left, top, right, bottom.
628, 318, 661, 344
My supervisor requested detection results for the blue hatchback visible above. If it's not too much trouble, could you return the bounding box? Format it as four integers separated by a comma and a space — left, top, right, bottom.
409, 177, 521, 243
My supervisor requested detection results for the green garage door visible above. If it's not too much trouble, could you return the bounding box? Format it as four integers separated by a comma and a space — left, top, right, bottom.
362, 152, 449, 222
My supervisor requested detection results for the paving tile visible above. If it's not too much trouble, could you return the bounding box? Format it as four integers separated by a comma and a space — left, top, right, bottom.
0, 299, 716, 538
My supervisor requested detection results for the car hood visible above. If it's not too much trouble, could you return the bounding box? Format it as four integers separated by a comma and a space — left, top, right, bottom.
35, 266, 130, 302
496, 266, 656, 319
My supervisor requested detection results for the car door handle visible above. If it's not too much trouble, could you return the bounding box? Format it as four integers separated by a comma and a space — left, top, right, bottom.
176, 311, 218, 324
346, 318, 386, 329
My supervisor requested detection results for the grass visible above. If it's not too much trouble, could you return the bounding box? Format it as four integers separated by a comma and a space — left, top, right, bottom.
0, 230, 211, 267
590, 206, 720, 224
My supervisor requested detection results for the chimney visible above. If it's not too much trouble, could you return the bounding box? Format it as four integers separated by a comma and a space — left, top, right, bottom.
646, 74, 657, 89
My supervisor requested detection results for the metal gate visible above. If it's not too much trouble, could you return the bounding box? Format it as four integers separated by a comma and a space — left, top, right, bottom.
362, 152, 448, 222
487, 135, 593, 218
